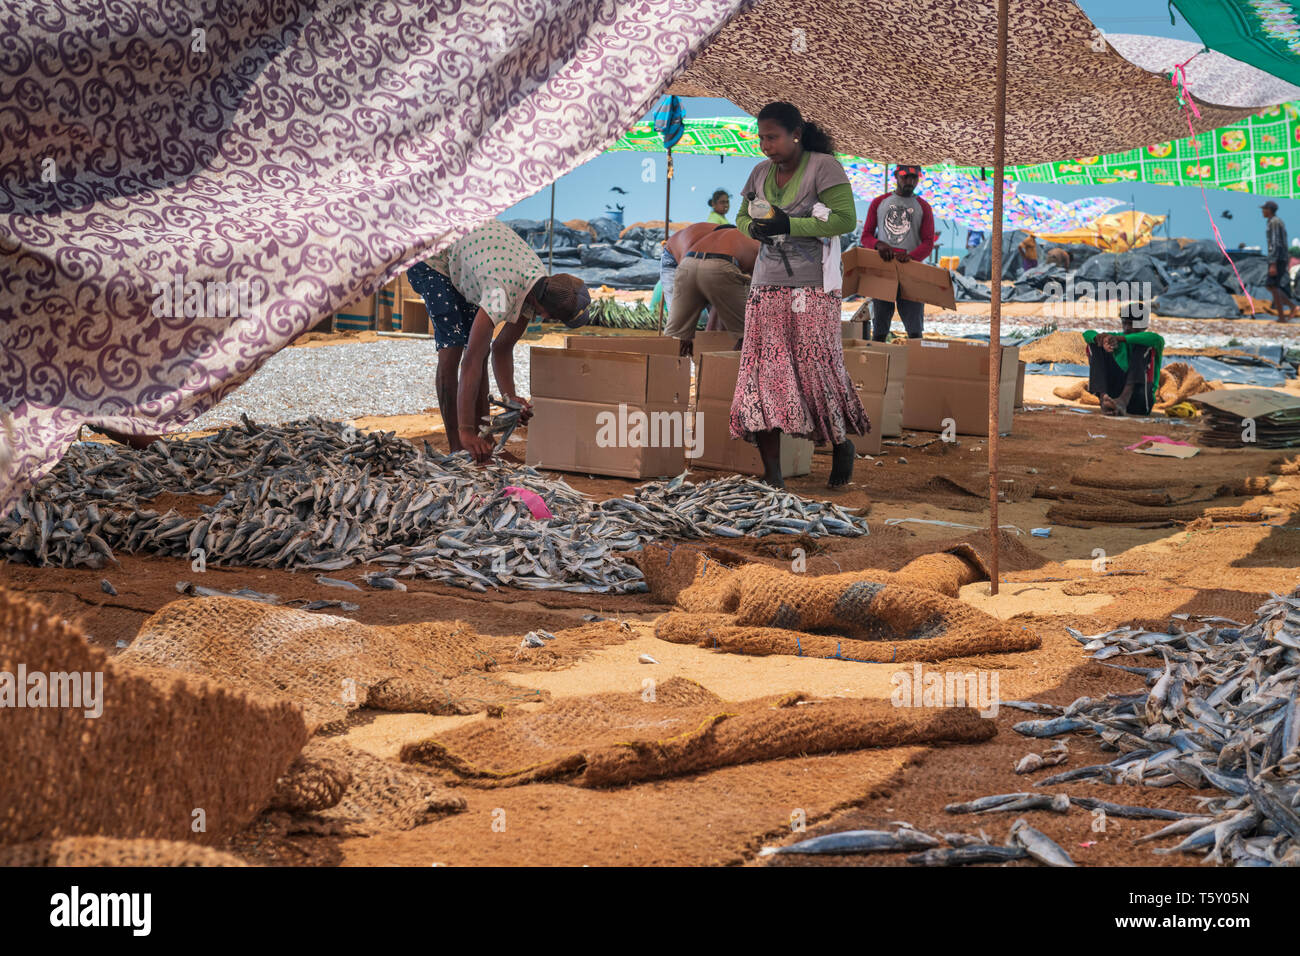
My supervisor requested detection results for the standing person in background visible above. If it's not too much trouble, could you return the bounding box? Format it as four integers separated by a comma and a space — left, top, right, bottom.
1018, 234, 1038, 271
733, 101, 868, 489
665, 224, 759, 354
860, 164, 936, 341
706, 189, 731, 224
658, 221, 718, 318
1262, 201, 1298, 321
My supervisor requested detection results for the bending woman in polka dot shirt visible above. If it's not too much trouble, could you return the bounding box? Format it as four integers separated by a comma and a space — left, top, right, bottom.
406, 219, 591, 460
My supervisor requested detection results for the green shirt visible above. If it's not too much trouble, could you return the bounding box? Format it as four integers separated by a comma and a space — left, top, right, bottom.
1083, 330, 1165, 401
706, 211, 729, 224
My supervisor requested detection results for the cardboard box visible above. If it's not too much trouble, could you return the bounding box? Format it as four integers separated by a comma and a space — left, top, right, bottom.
532, 347, 689, 406
401, 299, 429, 335
692, 399, 812, 477
842, 319, 867, 339
897, 259, 957, 310
562, 334, 679, 355
841, 247, 900, 300
842, 341, 908, 438
855, 392, 885, 455
692, 352, 812, 477
1015, 360, 1026, 408
840, 348, 894, 455
525, 398, 688, 479
840, 247, 956, 309
526, 348, 692, 478
693, 330, 743, 354
375, 278, 397, 332
332, 293, 374, 332
901, 339, 1019, 436
562, 331, 741, 355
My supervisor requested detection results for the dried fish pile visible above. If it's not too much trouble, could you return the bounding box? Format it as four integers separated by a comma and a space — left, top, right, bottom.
1009, 590, 1300, 866
0, 417, 868, 593
759, 819, 1076, 867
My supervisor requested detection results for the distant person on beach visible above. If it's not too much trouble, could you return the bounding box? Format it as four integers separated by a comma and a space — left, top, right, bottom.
665, 224, 759, 354
1261, 201, 1298, 321
1083, 302, 1163, 417
860, 164, 936, 341
1044, 247, 1071, 270
658, 221, 719, 318
734, 101, 867, 489
406, 219, 591, 461
1018, 234, 1038, 271
706, 189, 731, 224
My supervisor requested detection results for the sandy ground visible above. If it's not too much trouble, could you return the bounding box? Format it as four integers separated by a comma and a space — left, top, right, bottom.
6, 341, 1300, 867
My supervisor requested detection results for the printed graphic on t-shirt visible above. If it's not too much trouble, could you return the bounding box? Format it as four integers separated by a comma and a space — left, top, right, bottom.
882, 202, 915, 245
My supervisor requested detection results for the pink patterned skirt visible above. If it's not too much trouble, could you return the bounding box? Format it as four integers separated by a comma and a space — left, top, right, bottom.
729, 285, 870, 445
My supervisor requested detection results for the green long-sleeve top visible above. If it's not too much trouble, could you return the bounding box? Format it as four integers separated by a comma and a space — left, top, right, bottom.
736, 151, 857, 288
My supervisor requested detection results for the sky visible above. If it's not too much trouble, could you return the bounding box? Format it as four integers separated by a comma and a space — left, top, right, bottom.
500, 1, 1290, 256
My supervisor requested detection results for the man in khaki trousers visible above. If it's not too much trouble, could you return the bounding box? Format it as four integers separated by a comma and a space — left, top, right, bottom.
665, 224, 759, 356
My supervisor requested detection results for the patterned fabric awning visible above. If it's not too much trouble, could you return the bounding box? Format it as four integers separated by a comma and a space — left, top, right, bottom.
0, 0, 750, 505
1172, 0, 1300, 87
668, 0, 1261, 164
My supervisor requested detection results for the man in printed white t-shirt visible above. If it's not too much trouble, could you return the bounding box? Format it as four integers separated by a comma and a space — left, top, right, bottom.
859, 164, 937, 340
407, 219, 590, 461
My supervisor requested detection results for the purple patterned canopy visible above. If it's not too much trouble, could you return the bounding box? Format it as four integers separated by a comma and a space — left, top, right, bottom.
0, 0, 749, 507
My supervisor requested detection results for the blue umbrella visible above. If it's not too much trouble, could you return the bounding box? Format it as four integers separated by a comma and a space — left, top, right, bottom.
652, 96, 684, 330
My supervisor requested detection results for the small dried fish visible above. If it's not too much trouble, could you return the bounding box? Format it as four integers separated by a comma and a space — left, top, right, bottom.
907, 845, 1029, 866
761, 827, 938, 857
1009, 818, 1076, 867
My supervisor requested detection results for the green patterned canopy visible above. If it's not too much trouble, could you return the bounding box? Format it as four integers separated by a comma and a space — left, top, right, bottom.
1172, 1, 1300, 87
606, 109, 1300, 197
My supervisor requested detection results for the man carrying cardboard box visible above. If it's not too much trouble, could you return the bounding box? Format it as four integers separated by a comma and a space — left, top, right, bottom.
664, 225, 760, 356
859, 164, 936, 341
406, 219, 592, 461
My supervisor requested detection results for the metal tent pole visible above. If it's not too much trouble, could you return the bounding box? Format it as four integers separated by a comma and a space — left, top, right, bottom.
988, 0, 1009, 596
658, 147, 673, 333
547, 182, 556, 275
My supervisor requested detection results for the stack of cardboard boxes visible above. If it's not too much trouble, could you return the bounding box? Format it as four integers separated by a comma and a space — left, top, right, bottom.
524, 346, 692, 479
840, 341, 907, 455
693, 351, 814, 476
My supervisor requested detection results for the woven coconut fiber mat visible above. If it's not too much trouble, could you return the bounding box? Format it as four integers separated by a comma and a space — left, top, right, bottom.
399, 677, 993, 788
0, 588, 307, 847
119, 596, 547, 731
0, 837, 248, 867
265, 738, 465, 835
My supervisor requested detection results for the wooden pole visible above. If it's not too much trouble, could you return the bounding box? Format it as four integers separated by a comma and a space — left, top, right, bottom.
658, 147, 673, 333
547, 182, 556, 276
988, 0, 1009, 596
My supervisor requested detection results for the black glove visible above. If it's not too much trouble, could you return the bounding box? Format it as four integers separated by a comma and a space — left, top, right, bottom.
751, 205, 791, 238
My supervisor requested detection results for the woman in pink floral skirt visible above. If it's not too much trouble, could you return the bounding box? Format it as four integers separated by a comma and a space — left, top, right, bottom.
732, 102, 868, 488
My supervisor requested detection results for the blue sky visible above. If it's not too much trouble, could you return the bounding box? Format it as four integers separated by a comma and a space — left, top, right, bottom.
501, 1, 1288, 255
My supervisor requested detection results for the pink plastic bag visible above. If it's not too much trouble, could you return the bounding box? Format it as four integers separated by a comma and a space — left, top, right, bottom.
502, 486, 553, 519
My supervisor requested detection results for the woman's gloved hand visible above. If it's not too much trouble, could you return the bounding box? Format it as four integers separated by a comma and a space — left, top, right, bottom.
750, 205, 791, 238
